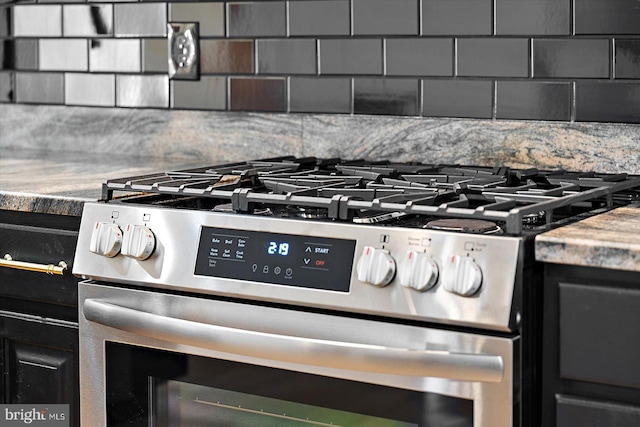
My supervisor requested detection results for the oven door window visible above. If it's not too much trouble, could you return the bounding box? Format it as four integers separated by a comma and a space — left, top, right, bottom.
106, 342, 472, 427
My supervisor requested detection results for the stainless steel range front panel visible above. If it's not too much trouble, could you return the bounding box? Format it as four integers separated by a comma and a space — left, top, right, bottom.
73, 202, 523, 331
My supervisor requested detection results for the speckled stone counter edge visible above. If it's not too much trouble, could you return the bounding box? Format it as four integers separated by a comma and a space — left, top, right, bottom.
0, 192, 88, 216
535, 205, 640, 272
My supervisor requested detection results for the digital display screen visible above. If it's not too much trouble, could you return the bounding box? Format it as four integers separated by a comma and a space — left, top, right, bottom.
194, 227, 356, 292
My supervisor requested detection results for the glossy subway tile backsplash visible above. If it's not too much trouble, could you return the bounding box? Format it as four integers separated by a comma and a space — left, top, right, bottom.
63, 5, 113, 37
65, 73, 115, 106
0, 0, 638, 124
13, 5, 61, 37
495, 0, 570, 36
532, 39, 610, 79
352, 0, 418, 36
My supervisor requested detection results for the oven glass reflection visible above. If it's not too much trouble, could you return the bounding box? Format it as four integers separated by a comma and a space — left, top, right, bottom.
156, 381, 416, 427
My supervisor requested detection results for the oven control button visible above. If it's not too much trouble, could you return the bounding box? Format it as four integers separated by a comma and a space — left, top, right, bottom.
89, 222, 123, 258
442, 255, 482, 296
121, 224, 156, 260
399, 251, 439, 291
356, 246, 396, 287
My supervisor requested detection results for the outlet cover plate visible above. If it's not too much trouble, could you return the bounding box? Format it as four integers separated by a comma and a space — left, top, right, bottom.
168, 22, 199, 80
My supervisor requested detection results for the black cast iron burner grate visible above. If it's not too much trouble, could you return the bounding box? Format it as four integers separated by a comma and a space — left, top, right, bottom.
101, 156, 640, 235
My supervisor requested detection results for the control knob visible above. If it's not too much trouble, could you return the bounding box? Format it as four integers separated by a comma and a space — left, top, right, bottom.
121, 224, 156, 260
442, 255, 482, 296
399, 250, 439, 291
356, 246, 396, 287
89, 222, 123, 257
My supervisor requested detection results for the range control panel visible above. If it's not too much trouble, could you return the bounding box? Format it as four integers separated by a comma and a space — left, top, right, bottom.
194, 227, 356, 292
74, 202, 523, 331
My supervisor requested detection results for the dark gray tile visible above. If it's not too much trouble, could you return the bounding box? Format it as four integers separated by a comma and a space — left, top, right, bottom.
15, 40, 38, 70
422, 0, 491, 35
575, 82, 640, 123
496, 0, 570, 35
496, 81, 570, 121
319, 39, 382, 75
114, 3, 166, 37
386, 38, 452, 76
0, 72, 13, 102
172, 76, 226, 110
228, 2, 286, 37
89, 39, 141, 72
457, 39, 529, 77
65, 73, 115, 107
63, 4, 113, 36
290, 77, 351, 113
15, 72, 63, 104
575, 0, 640, 35
116, 75, 169, 108
353, 0, 418, 35
230, 77, 286, 112
257, 39, 316, 75
422, 79, 492, 118
616, 40, 640, 79
0, 7, 11, 37
201, 40, 253, 74
39, 39, 88, 71
1, 39, 38, 71
14, 5, 62, 37
289, 0, 349, 36
170, 2, 224, 37
533, 39, 609, 78
354, 78, 418, 116
143, 39, 168, 73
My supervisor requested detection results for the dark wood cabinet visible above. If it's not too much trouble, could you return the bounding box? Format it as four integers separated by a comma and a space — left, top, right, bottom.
542, 264, 640, 427
0, 210, 80, 427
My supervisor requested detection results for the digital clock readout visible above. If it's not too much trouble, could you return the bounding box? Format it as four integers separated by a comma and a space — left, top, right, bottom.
194, 227, 356, 292
267, 241, 290, 256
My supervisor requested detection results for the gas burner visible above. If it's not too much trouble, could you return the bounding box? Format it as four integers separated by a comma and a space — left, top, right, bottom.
352, 211, 408, 224
284, 206, 329, 220
523, 211, 546, 225
102, 157, 640, 235
213, 203, 273, 216
425, 219, 502, 235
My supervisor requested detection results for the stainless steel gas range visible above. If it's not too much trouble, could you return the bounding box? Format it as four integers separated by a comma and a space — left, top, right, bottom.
72, 157, 640, 427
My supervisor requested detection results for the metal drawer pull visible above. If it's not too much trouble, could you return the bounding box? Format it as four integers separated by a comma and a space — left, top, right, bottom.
1, 254, 68, 275
84, 299, 505, 383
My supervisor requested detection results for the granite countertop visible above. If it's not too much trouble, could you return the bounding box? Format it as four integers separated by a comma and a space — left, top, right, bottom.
0, 149, 207, 216
535, 205, 640, 272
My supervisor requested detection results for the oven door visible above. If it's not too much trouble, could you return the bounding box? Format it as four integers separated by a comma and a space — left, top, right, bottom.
79, 281, 517, 427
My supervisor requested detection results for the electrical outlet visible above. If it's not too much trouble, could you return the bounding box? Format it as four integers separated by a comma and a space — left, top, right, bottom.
168, 23, 199, 80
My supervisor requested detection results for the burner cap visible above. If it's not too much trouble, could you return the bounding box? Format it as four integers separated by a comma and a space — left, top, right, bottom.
425, 219, 501, 234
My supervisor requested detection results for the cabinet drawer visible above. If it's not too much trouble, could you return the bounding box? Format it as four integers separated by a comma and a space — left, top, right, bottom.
0, 224, 78, 308
559, 282, 640, 390
557, 395, 640, 427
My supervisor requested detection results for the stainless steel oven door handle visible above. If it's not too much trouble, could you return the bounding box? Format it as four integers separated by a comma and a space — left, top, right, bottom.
83, 299, 504, 383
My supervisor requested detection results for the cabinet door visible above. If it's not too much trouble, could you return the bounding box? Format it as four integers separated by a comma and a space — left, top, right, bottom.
542, 264, 640, 427
1, 314, 79, 427
557, 395, 640, 427
0, 223, 78, 321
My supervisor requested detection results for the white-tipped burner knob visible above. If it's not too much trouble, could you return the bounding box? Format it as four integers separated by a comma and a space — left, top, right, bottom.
442, 255, 482, 297
356, 246, 396, 287
89, 222, 123, 257
399, 250, 439, 291
121, 224, 156, 260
